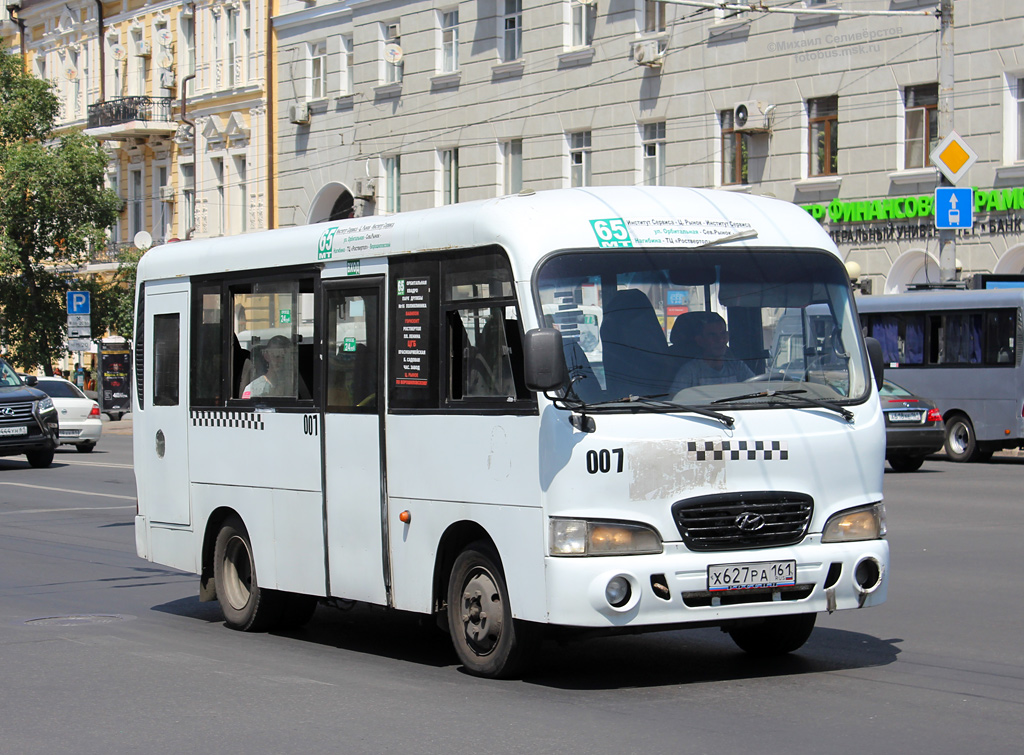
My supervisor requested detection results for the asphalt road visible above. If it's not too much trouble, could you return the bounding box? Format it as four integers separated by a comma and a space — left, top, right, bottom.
1, 430, 1022, 754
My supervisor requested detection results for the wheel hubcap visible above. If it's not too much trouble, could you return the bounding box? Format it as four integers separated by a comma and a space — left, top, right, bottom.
459, 568, 504, 655
950, 423, 969, 455
222, 535, 253, 610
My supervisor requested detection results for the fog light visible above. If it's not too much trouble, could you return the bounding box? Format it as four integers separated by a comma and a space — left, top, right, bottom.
605, 576, 632, 608
854, 557, 882, 592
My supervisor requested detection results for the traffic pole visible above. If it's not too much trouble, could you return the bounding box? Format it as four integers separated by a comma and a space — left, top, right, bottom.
938, 0, 957, 283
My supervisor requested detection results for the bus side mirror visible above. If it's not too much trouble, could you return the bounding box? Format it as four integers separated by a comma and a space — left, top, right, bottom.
865, 336, 884, 390
524, 328, 566, 392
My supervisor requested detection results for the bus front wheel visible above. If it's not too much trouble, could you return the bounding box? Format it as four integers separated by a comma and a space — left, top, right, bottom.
213, 515, 282, 632
447, 541, 537, 678
727, 613, 816, 656
944, 414, 990, 463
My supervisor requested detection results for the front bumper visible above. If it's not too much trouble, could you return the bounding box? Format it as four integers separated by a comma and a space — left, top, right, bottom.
543, 537, 888, 628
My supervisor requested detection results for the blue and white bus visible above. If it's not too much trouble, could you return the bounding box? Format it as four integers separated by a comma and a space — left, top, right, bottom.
859, 288, 1024, 462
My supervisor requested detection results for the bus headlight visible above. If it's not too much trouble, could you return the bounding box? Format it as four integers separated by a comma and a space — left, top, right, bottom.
821, 503, 886, 543
549, 519, 663, 556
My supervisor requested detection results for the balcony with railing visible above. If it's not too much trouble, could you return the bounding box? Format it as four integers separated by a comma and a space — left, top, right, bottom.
85, 97, 177, 139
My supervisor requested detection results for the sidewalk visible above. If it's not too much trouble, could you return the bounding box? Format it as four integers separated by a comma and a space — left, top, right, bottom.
102, 414, 133, 436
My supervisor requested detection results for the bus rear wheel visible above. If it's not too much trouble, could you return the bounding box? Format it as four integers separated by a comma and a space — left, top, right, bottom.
447, 541, 537, 679
727, 613, 816, 656
214, 515, 282, 631
944, 414, 989, 463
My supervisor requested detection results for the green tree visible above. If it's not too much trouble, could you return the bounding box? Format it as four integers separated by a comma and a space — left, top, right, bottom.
0, 42, 121, 374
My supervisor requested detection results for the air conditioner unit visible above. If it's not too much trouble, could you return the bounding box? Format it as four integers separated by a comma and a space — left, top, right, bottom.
734, 100, 773, 132
159, 70, 176, 89
353, 177, 377, 199
289, 101, 311, 125
632, 39, 664, 68
136, 41, 152, 57
386, 22, 401, 40
159, 185, 175, 202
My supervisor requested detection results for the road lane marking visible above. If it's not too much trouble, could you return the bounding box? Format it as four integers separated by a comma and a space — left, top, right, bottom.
56, 460, 134, 469
1, 505, 136, 514
0, 481, 137, 502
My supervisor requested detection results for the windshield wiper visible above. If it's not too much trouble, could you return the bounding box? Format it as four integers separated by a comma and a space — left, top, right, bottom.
711, 388, 853, 422
560, 393, 735, 428
695, 228, 759, 248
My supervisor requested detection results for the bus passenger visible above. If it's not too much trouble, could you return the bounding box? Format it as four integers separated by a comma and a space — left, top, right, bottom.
670, 312, 753, 391
243, 335, 310, 399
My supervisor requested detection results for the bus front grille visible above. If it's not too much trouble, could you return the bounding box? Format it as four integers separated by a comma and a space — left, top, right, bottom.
672, 492, 813, 551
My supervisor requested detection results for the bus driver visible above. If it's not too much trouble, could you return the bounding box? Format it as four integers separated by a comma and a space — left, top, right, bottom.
671, 312, 753, 391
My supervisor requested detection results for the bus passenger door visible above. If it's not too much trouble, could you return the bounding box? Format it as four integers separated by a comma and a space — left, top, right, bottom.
140, 286, 191, 526
322, 281, 387, 604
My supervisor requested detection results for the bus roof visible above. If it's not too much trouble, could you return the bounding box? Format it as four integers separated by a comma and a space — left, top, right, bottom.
137, 186, 839, 284
857, 287, 1024, 313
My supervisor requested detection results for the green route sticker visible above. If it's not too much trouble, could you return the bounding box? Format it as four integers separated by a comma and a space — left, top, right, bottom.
347, 260, 360, 275
590, 218, 634, 248
318, 227, 339, 260
279, 310, 292, 324
397, 279, 406, 296
343, 337, 358, 353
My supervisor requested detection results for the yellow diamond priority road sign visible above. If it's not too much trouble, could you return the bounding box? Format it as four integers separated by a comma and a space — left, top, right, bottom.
930, 130, 977, 185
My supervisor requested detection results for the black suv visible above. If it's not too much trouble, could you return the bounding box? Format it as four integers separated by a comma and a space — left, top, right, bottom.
0, 355, 59, 468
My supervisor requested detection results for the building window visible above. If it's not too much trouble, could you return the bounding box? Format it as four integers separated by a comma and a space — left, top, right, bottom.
644, 1, 667, 34
226, 7, 239, 87
233, 155, 248, 233
384, 22, 403, 84
503, 0, 523, 62
181, 13, 196, 81
904, 83, 938, 170
343, 35, 354, 94
571, 0, 596, 48
442, 10, 459, 72
721, 109, 749, 185
809, 95, 838, 176
181, 162, 195, 236
129, 169, 144, 237
243, 1, 254, 81
642, 122, 666, 186
386, 155, 401, 214
212, 157, 225, 236
442, 148, 459, 205
310, 41, 327, 99
68, 48, 81, 119
570, 131, 592, 187
1014, 78, 1024, 163
503, 139, 523, 194
155, 165, 170, 241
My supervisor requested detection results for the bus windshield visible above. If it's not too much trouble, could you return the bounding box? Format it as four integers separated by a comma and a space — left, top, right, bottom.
535, 248, 869, 409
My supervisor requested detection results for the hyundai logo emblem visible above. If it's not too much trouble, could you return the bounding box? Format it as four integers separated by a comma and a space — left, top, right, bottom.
735, 512, 766, 531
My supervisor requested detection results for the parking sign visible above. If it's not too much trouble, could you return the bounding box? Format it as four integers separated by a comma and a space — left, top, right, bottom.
67, 291, 91, 315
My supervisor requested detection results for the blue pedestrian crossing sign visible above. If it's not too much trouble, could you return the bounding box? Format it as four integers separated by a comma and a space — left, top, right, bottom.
934, 187, 973, 230
66, 290, 91, 315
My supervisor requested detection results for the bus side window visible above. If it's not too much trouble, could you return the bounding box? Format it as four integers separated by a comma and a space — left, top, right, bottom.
153, 314, 180, 406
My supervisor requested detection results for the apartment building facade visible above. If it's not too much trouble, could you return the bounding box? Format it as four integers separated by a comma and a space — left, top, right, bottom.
6, 1, 1024, 291
272, 0, 1024, 292
2, 0, 271, 255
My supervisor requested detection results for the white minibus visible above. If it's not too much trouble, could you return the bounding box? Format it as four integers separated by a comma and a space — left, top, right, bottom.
133, 186, 889, 678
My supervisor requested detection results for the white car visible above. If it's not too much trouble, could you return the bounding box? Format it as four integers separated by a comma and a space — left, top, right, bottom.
33, 376, 103, 453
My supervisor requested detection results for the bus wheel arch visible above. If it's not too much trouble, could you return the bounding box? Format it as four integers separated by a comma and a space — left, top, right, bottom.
445, 538, 539, 678
432, 521, 493, 630
200, 507, 240, 602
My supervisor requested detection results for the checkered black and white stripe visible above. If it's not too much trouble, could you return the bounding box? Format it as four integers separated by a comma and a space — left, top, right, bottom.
686, 440, 788, 461
190, 410, 265, 431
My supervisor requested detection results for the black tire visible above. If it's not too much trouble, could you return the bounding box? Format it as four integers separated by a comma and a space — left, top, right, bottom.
447, 541, 538, 678
213, 515, 283, 631
887, 454, 924, 472
26, 449, 54, 468
728, 613, 816, 656
944, 414, 984, 463
75, 442, 96, 453
108, 413, 122, 422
